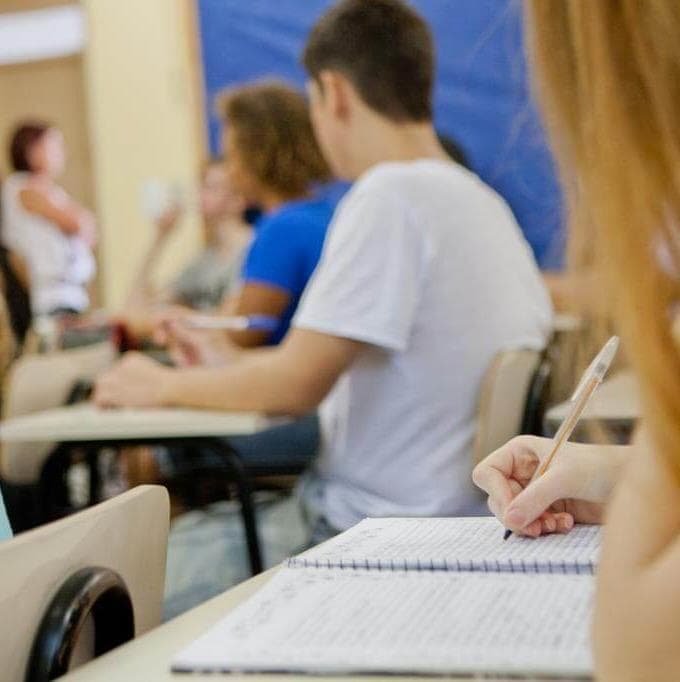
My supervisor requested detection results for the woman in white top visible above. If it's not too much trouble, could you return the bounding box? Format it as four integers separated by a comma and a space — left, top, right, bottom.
1, 122, 96, 316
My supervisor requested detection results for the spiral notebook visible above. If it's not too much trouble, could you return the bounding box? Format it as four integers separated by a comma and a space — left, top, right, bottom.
289, 516, 600, 575
173, 517, 600, 678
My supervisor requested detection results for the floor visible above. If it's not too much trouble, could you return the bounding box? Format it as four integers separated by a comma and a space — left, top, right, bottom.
162, 492, 308, 621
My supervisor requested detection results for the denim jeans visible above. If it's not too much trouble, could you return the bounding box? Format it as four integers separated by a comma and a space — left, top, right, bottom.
162, 413, 320, 476
227, 413, 320, 469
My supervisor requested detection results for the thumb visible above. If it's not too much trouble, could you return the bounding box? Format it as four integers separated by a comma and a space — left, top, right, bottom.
503, 469, 569, 531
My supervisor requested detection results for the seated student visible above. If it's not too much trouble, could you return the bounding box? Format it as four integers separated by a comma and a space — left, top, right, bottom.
94, 0, 552, 542
216, 80, 335, 348
1, 122, 96, 317
129, 159, 253, 313
122, 159, 253, 343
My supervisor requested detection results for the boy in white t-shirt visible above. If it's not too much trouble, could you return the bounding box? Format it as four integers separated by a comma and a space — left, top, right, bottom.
94, 0, 552, 540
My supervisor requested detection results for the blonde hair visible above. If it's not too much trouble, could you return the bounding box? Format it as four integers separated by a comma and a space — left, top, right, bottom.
525, 1, 680, 472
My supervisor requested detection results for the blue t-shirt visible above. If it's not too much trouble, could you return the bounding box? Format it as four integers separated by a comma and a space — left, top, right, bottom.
242, 197, 335, 345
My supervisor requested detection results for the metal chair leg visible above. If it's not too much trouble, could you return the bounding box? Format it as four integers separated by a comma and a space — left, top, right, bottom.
38, 444, 72, 523
85, 446, 101, 506
204, 440, 263, 576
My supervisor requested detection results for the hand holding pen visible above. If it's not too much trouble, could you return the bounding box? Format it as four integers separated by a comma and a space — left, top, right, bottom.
152, 315, 277, 368
471, 337, 626, 539
502, 336, 619, 539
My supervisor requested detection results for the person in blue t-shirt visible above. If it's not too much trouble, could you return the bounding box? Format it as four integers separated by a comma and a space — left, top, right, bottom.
216, 81, 337, 348
242, 197, 334, 345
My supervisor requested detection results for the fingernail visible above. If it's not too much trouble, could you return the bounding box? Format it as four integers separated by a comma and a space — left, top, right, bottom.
505, 509, 526, 528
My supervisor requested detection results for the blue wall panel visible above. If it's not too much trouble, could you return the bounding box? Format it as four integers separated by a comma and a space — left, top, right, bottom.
197, 0, 564, 267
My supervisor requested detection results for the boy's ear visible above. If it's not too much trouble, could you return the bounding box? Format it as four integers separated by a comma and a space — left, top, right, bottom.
317, 70, 351, 121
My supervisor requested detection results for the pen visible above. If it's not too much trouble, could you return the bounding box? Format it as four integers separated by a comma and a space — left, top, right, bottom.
503, 335, 620, 540
183, 314, 280, 332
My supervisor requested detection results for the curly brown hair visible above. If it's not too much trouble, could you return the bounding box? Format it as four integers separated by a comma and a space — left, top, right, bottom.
218, 81, 331, 199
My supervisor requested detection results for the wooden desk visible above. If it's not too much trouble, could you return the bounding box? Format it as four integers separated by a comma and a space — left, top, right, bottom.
544, 370, 640, 439
62, 568, 586, 682
0, 403, 270, 573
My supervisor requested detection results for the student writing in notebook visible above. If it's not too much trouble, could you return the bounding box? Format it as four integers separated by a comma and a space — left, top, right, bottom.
127, 159, 253, 314
473, 3, 680, 680
94, 0, 551, 543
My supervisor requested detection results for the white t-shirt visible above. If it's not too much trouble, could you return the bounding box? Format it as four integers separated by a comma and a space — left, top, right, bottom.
294, 159, 553, 531
1, 173, 95, 315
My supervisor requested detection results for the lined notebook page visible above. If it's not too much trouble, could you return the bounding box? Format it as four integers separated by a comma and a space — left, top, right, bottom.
289, 517, 601, 574
173, 567, 593, 677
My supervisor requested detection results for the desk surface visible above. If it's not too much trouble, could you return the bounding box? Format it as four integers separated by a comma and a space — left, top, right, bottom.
545, 370, 640, 426
63, 568, 584, 682
0, 403, 266, 442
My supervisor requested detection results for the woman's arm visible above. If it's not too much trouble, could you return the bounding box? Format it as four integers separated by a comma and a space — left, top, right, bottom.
126, 206, 182, 307
19, 186, 95, 242
93, 328, 364, 415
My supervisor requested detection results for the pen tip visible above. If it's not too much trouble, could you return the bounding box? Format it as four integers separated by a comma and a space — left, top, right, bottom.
503, 529, 512, 541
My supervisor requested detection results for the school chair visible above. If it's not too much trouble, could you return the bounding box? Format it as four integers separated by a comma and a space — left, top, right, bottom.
520, 348, 554, 436
0, 342, 116, 528
0, 485, 169, 682
472, 348, 543, 467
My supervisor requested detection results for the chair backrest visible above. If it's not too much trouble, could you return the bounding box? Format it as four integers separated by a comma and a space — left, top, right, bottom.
0, 341, 116, 483
472, 349, 541, 467
0, 485, 169, 682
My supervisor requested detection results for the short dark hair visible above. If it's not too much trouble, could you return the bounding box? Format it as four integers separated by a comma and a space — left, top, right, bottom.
218, 80, 331, 198
9, 121, 51, 172
303, 0, 434, 123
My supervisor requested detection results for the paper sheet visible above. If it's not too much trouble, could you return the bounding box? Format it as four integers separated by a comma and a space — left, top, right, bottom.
173, 567, 593, 676
290, 517, 600, 574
